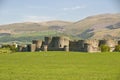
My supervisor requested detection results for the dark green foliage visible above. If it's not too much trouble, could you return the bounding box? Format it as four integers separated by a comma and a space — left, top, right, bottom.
100, 45, 110, 52
114, 45, 120, 52
9, 45, 17, 52
2, 45, 10, 49
2, 45, 17, 52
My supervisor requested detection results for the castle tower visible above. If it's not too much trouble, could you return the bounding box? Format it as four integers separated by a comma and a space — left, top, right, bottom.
44, 37, 52, 45
44, 36, 69, 51
84, 39, 99, 52
99, 40, 116, 52
55, 36, 69, 48
18, 45, 28, 52
18, 45, 23, 52
99, 40, 107, 46
43, 45, 48, 52
32, 40, 43, 51
84, 43, 93, 52
30, 44, 36, 52
118, 40, 120, 45
64, 46, 69, 52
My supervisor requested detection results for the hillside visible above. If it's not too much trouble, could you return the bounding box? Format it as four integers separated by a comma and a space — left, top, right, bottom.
64, 13, 120, 39
0, 13, 120, 43
0, 20, 72, 33
0, 20, 73, 43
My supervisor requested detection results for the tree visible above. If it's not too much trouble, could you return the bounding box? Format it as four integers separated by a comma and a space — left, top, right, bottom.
114, 45, 120, 52
100, 45, 110, 52
2, 45, 17, 53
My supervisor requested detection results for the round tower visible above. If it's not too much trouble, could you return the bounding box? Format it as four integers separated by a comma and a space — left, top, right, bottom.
99, 40, 107, 46
44, 37, 52, 45
64, 46, 69, 52
58, 36, 69, 48
32, 40, 43, 51
106, 40, 116, 47
99, 40, 116, 52
43, 45, 48, 52
118, 40, 120, 45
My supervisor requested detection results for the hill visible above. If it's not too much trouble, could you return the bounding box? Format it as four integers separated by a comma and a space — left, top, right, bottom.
64, 13, 120, 39
0, 13, 120, 43
0, 21, 72, 43
0, 20, 72, 33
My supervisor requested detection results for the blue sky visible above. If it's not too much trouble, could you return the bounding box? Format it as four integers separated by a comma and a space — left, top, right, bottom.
0, 0, 120, 24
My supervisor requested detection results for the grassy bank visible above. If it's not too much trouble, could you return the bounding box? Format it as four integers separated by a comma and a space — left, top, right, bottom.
0, 52, 120, 80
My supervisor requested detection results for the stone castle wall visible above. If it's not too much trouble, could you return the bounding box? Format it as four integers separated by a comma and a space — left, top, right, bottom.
18, 36, 119, 52
69, 40, 84, 51
99, 40, 117, 52
44, 36, 69, 51
32, 40, 42, 51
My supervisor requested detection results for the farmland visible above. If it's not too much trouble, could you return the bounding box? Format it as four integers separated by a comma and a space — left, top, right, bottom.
0, 51, 120, 80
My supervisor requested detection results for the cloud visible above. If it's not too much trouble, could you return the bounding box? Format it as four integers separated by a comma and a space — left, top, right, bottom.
63, 5, 87, 11
23, 16, 56, 22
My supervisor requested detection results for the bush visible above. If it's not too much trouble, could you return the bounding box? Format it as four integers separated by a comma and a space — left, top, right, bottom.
9, 45, 17, 52
100, 45, 110, 52
114, 45, 120, 52
2, 45, 17, 53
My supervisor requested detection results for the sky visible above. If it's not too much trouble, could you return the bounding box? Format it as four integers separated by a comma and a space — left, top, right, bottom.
0, 0, 120, 24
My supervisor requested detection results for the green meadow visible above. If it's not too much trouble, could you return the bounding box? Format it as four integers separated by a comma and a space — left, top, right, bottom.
0, 52, 120, 80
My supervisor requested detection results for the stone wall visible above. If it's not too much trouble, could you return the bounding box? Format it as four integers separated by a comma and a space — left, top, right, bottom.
69, 39, 99, 52
69, 40, 84, 51
44, 36, 69, 51
27, 44, 36, 52
32, 40, 43, 51
17, 36, 119, 52
99, 40, 117, 52
118, 40, 120, 45
84, 40, 99, 52
18, 45, 28, 52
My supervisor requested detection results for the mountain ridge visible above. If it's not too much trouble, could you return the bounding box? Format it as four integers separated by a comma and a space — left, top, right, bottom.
0, 13, 120, 43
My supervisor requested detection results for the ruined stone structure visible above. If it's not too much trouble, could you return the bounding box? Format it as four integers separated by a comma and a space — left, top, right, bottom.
18, 36, 119, 52
99, 40, 117, 52
69, 40, 85, 51
43, 45, 48, 52
18, 45, 28, 52
64, 46, 69, 52
32, 40, 43, 51
27, 44, 36, 52
69, 39, 99, 52
118, 40, 120, 45
18, 36, 69, 52
44, 36, 69, 51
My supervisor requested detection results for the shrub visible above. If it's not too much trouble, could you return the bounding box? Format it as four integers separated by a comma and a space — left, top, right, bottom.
100, 45, 110, 52
114, 45, 120, 52
9, 45, 17, 52
2, 45, 17, 53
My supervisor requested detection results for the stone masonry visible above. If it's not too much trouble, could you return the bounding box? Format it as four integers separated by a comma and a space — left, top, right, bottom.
18, 36, 119, 52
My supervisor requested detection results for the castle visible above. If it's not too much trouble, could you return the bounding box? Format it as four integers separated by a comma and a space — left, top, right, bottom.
18, 36, 120, 52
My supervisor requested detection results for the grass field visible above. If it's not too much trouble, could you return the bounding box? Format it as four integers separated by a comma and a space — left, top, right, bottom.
0, 51, 120, 80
